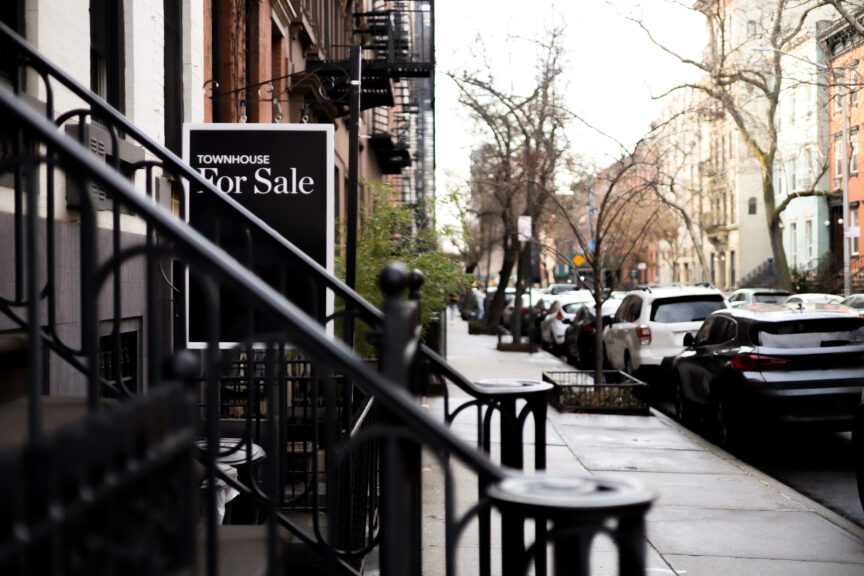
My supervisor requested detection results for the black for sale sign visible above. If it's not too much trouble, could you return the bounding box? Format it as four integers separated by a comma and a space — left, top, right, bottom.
182, 124, 334, 346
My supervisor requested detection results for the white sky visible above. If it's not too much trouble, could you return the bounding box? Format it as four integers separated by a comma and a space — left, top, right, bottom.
434, 0, 707, 202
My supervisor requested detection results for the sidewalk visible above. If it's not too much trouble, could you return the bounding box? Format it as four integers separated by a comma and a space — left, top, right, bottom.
422, 316, 864, 576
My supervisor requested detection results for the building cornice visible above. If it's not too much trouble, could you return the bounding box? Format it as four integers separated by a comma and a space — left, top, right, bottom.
818, 10, 864, 59
271, 0, 299, 38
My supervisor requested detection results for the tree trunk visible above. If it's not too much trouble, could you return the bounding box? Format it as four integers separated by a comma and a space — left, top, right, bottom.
510, 242, 531, 343
486, 233, 519, 329
769, 216, 792, 291
591, 259, 606, 385
762, 172, 792, 291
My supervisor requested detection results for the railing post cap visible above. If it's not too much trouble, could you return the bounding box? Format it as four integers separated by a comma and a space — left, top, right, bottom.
408, 268, 425, 290
489, 473, 654, 515
380, 262, 408, 297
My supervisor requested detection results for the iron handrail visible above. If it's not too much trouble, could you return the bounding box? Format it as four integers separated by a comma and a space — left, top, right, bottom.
0, 83, 503, 484
0, 19, 487, 402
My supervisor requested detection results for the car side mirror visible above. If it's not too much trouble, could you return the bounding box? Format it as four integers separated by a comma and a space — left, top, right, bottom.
683, 333, 695, 347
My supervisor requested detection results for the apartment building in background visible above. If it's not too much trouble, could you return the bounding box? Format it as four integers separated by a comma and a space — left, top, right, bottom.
821, 13, 864, 289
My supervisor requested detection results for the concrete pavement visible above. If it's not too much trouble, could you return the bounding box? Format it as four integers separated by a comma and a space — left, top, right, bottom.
421, 316, 864, 575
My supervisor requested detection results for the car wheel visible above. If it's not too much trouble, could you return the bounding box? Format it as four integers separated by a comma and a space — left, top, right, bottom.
711, 400, 742, 450
623, 351, 634, 376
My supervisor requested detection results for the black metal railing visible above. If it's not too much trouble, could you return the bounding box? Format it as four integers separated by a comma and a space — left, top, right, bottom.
0, 19, 547, 478
0, 79, 510, 575
0, 20, 655, 576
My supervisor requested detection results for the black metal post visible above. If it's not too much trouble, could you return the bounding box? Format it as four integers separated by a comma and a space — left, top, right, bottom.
345, 45, 361, 304
343, 44, 361, 436
378, 264, 422, 576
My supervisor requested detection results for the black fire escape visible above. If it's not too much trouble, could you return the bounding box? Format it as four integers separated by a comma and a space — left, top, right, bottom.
309, 1, 433, 204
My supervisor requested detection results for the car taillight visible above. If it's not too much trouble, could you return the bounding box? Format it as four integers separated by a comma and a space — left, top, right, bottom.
556, 310, 564, 321
635, 325, 651, 344
731, 353, 789, 372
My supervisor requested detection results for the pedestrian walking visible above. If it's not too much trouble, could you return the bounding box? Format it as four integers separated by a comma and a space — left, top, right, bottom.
473, 284, 486, 320
448, 293, 459, 319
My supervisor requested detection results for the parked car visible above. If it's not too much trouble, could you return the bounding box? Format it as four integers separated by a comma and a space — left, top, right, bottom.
841, 294, 864, 316
785, 293, 843, 305
539, 290, 595, 353
547, 283, 581, 295
503, 288, 545, 332
530, 294, 560, 337
855, 392, 864, 513
673, 303, 864, 448
728, 288, 790, 307
563, 296, 623, 368
602, 285, 728, 384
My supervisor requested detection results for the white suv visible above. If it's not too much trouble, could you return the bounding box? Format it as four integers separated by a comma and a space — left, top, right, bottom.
602, 285, 728, 382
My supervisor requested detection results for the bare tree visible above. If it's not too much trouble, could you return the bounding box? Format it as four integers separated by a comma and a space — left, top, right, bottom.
543, 139, 664, 380
631, 0, 839, 290
450, 24, 571, 340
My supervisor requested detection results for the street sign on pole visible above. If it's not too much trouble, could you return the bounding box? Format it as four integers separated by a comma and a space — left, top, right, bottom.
571, 254, 584, 267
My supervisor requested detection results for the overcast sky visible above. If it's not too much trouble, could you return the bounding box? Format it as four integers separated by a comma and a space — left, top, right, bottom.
433, 0, 707, 200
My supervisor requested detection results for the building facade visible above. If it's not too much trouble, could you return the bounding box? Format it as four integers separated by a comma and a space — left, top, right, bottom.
774, 24, 832, 282
821, 13, 864, 290
0, 0, 434, 395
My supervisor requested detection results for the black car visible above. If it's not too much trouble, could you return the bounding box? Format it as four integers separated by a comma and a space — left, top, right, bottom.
563, 298, 623, 368
563, 304, 598, 367
855, 393, 864, 513
672, 303, 864, 447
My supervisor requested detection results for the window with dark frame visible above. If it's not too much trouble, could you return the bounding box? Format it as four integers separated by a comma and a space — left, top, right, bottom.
836, 138, 844, 182
0, 0, 23, 84
90, 0, 124, 112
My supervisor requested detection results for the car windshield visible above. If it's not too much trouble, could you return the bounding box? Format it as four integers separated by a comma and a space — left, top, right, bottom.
756, 319, 864, 348
650, 296, 726, 323
753, 293, 787, 304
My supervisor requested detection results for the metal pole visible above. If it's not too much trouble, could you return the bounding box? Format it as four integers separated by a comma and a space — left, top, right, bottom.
346, 45, 361, 303
841, 68, 851, 297
343, 45, 361, 440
